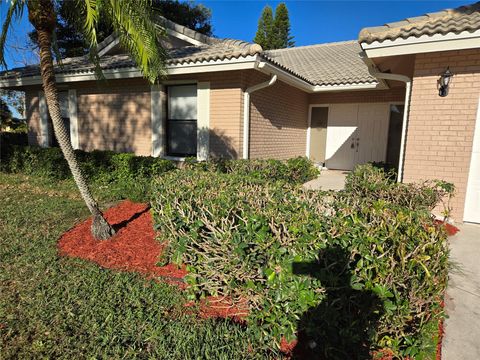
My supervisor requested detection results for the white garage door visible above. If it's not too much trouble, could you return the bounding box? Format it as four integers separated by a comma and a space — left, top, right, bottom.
464, 97, 480, 223
325, 103, 390, 170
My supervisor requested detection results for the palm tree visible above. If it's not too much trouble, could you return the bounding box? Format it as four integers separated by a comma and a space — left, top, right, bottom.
0, 0, 167, 239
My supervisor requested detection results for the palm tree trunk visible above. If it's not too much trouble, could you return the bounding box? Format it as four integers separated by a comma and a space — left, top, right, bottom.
28, 0, 115, 240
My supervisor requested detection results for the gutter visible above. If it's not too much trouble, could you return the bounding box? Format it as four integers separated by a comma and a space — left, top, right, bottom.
365, 59, 411, 182
243, 66, 277, 159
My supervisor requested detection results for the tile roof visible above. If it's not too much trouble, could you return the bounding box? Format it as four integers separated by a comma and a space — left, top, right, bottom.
359, 1, 480, 44
0, 14, 374, 88
262, 41, 376, 86
0, 39, 262, 80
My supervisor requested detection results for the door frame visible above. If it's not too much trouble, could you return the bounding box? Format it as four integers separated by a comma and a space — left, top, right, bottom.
306, 103, 330, 159
307, 102, 405, 167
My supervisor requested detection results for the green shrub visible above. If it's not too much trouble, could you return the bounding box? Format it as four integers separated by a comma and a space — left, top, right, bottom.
345, 164, 455, 215
152, 171, 329, 344
151, 165, 452, 358
184, 156, 319, 184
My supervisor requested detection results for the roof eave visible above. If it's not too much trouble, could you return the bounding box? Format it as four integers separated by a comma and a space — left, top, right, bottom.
0, 55, 260, 88
361, 29, 480, 58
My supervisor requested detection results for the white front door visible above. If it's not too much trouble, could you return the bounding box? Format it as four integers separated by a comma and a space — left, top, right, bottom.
464, 97, 480, 223
325, 104, 358, 170
325, 103, 390, 170
356, 103, 390, 165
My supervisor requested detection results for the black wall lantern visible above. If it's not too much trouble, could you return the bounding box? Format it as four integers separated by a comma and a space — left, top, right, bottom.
438, 67, 453, 97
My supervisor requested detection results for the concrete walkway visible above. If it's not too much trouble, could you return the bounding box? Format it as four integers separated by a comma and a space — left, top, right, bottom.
303, 170, 348, 191
443, 223, 480, 360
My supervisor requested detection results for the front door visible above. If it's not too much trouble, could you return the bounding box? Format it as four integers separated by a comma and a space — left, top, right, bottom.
355, 103, 390, 165
324, 103, 390, 170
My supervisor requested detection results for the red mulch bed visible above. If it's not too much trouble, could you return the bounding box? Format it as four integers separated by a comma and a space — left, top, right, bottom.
58, 200, 247, 318
435, 219, 460, 236
58, 201, 457, 358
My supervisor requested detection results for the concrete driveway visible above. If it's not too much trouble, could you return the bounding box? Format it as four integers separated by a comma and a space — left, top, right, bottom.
442, 223, 480, 359
303, 170, 348, 191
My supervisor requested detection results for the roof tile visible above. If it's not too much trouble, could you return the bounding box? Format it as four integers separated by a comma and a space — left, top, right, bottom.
359, 1, 480, 44
262, 41, 376, 86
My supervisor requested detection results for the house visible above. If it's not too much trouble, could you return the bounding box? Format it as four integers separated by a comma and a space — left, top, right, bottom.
0, 3, 479, 224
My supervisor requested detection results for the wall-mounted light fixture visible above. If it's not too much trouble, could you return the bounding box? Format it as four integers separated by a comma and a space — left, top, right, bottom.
438, 67, 453, 97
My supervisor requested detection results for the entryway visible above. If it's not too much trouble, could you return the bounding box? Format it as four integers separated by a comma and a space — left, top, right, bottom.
308, 103, 404, 171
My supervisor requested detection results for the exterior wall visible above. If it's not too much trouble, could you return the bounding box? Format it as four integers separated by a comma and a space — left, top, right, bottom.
23, 73, 245, 158
25, 90, 42, 146
76, 79, 152, 156
151, 71, 244, 158
247, 72, 309, 159
202, 72, 243, 158
403, 49, 480, 221
309, 87, 405, 104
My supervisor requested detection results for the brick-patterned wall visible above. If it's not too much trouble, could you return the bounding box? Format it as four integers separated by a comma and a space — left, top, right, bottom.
203, 72, 243, 158
76, 80, 152, 155
25, 90, 42, 146
247, 72, 309, 159
404, 49, 480, 221
309, 87, 405, 104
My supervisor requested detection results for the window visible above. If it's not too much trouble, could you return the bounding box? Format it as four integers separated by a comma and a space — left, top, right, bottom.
167, 84, 197, 156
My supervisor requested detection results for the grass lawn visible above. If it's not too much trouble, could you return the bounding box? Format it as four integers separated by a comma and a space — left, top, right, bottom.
0, 173, 268, 359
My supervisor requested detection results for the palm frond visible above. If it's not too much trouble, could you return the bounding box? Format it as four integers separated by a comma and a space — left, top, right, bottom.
83, 0, 168, 83
83, 0, 100, 48
0, 0, 25, 69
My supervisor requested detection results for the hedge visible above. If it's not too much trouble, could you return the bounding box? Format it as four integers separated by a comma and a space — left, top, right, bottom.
151, 164, 453, 358
0, 145, 319, 201
184, 156, 320, 184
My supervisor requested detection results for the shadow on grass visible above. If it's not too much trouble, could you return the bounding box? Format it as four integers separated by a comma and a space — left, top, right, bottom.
292, 245, 383, 360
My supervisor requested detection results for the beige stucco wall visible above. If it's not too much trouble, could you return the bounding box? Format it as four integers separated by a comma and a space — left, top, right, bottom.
403, 49, 480, 221
246, 72, 309, 159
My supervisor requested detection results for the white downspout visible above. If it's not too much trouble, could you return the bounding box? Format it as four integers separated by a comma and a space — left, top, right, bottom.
367, 67, 412, 183
243, 72, 277, 159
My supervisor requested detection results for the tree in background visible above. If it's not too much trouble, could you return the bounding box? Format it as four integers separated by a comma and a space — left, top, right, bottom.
28, 0, 213, 58
1, 0, 168, 239
28, 1, 112, 58
0, 98, 12, 125
253, 3, 294, 50
253, 5, 274, 50
152, 0, 212, 36
273, 3, 295, 49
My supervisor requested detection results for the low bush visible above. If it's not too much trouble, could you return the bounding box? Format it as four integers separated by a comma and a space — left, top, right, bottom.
151, 164, 453, 358
345, 164, 455, 216
185, 156, 319, 184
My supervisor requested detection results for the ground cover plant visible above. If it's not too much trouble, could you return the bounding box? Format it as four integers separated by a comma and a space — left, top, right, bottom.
152, 164, 453, 359
0, 172, 273, 359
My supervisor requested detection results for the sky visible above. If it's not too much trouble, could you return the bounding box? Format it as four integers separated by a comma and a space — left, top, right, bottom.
0, 0, 470, 117
202, 0, 467, 46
